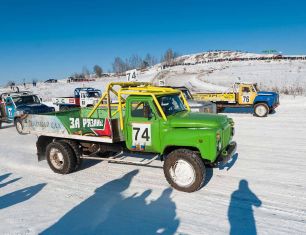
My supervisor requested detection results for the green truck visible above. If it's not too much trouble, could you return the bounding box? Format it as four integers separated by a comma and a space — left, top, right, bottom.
21, 82, 236, 192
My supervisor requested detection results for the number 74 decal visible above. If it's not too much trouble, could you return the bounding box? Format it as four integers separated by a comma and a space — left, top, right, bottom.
132, 123, 151, 150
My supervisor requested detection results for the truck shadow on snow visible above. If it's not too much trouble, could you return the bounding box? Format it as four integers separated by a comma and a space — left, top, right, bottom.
41, 170, 180, 235
228, 179, 262, 235
0, 173, 46, 210
218, 153, 238, 171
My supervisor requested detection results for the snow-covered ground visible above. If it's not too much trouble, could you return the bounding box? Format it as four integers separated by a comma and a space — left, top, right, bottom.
0, 95, 306, 235
1, 51, 306, 234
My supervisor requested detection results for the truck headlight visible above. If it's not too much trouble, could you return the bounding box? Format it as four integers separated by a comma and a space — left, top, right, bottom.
216, 132, 221, 141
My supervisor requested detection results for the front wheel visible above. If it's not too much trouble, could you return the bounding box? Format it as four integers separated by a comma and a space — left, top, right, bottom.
163, 149, 206, 192
15, 118, 25, 134
254, 103, 269, 117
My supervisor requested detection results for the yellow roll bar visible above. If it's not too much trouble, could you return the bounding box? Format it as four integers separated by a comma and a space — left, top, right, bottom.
88, 82, 190, 130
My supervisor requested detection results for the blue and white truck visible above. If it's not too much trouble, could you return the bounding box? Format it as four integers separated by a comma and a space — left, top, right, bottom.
52, 88, 102, 111
0, 92, 55, 133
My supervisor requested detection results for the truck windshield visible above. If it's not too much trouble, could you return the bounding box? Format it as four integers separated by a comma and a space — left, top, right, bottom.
157, 94, 186, 116
88, 92, 101, 98
181, 89, 192, 99
13, 95, 40, 106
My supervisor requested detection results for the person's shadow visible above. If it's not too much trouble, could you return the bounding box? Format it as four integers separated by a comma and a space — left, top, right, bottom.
41, 170, 179, 235
0, 183, 46, 210
0, 173, 21, 188
228, 179, 262, 235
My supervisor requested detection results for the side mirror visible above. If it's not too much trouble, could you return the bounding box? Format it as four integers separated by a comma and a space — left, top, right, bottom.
40, 98, 43, 102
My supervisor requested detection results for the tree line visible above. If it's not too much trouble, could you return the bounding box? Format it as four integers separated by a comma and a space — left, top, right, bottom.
4, 48, 179, 86
74, 48, 179, 78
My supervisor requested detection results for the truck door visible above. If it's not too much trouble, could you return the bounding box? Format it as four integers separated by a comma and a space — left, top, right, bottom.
5, 97, 15, 121
125, 98, 161, 153
238, 84, 256, 105
80, 91, 87, 107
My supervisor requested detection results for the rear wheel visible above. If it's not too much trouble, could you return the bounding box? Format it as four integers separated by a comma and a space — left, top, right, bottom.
15, 118, 25, 134
163, 149, 206, 192
46, 141, 76, 174
57, 139, 83, 171
254, 103, 269, 117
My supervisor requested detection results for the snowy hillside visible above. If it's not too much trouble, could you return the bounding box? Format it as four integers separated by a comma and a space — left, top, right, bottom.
1, 51, 305, 100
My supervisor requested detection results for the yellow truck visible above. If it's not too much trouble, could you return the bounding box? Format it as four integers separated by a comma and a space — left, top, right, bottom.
193, 83, 280, 117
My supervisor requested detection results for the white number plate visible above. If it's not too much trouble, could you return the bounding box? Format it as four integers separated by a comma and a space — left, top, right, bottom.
132, 123, 151, 148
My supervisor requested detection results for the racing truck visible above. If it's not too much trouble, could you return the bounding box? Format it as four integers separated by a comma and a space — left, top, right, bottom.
193, 82, 279, 117
52, 87, 102, 111
20, 82, 236, 192
169, 86, 217, 113
0, 92, 55, 133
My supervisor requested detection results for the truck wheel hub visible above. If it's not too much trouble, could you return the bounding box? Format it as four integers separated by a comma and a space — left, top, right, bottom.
50, 148, 64, 169
170, 159, 195, 187
256, 106, 266, 116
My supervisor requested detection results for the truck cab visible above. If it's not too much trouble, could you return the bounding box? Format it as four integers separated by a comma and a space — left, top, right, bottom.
234, 83, 279, 116
53, 88, 102, 110
171, 86, 217, 113
75, 88, 102, 108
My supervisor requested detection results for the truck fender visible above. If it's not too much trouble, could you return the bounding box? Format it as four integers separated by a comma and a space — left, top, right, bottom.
253, 96, 272, 107
162, 146, 200, 159
36, 136, 54, 161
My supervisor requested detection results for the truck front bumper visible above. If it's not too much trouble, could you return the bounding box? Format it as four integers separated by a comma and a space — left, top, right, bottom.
217, 141, 237, 164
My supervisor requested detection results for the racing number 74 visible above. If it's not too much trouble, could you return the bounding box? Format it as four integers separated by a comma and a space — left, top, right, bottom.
133, 127, 150, 141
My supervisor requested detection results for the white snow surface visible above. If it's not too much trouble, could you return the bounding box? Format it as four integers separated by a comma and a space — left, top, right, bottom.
1, 95, 306, 235
1, 52, 306, 234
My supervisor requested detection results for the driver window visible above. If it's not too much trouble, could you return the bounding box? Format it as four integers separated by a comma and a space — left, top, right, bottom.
131, 101, 152, 118
5, 97, 13, 105
242, 86, 250, 93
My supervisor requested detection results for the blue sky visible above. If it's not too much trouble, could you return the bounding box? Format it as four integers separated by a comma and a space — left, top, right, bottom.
0, 0, 305, 84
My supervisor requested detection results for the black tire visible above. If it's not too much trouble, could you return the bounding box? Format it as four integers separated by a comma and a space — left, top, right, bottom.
254, 103, 269, 117
217, 107, 225, 113
46, 141, 77, 174
15, 118, 25, 135
269, 108, 275, 114
0, 121, 2, 129
57, 139, 83, 171
163, 149, 206, 192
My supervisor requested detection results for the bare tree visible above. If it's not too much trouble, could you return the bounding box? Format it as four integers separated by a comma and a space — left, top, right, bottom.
162, 48, 179, 65
128, 54, 143, 70
112, 57, 127, 74
93, 65, 103, 77
163, 48, 174, 64
82, 66, 90, 78
144, 53, 157, 67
